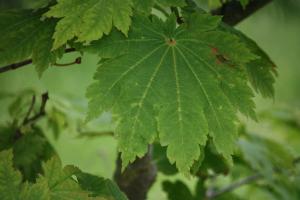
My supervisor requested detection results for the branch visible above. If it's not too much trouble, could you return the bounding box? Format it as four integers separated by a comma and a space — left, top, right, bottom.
211, 0, 273, 26
114, 145, 157, 200
24, 92, 49, 125
206, 173, 262, 199
0, 48, 77, 74
14, 92, 49, 141
207, 157, 300, 199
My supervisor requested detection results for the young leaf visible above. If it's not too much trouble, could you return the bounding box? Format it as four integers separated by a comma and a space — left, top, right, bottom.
87, 13, 257, 174
0, 10, 63, 76
45, 0, 133, 49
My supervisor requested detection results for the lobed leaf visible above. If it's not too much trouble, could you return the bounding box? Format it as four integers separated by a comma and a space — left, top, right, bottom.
87, 13, 257, 174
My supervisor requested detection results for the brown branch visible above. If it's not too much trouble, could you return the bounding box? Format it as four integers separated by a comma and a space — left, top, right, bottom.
24, 92, 49, 125
14, 92, 49, 141
211, 0, 273, 26
0, 48, 77, 74
114, 146, 157, 200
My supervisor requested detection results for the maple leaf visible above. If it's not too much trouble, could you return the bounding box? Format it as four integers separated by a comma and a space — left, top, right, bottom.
0, 10, 63, 76
86, 13, 257, 174
45, 0, 133, 49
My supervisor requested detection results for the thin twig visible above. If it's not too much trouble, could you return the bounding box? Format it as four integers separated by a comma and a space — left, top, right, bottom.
24, 92, 49, 125
54, 57, 81, 67
0, 48, 77, 74
206, 173, 262, 199
14, 92, 49, 141
23, 95, 36, 124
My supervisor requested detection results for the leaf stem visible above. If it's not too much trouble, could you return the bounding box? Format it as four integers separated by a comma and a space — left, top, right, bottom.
54, 57, 81, 67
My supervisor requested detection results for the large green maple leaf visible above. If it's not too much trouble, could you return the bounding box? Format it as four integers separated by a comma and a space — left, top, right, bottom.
45, 0, 133, 49
87, 13, 257, 174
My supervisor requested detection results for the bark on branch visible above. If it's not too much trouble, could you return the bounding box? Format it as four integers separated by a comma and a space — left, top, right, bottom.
211, 0, 273, 26
114, 146, 157, 200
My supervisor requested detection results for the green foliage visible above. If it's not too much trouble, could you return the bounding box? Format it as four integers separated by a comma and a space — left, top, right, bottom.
163, 180, 194, 200
240, 137, 293, 174
0, 150, 22, 200
0, 10, 64, 76
191, 143, 229, 176
86, 13, 258, 174
152, 143, 177, 175
0, 1, 288, 199
0, 125, 55, 182
163, 179, 205, 200
76, 172, 128, 200
0, 150, 126, 200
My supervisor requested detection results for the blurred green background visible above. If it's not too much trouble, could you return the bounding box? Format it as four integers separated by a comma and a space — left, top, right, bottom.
0, 2, 299, 199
